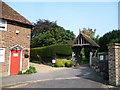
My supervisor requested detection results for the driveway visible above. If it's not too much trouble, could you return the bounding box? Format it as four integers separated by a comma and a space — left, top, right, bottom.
30, 62, 67, 73
2, 63, 112, 88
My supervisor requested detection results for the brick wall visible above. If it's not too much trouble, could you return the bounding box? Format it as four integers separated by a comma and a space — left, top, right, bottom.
108, 43, 120, 86
0, 20, 31, 76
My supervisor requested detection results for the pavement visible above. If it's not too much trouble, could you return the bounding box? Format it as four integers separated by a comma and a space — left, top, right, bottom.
1, 63, 116, 88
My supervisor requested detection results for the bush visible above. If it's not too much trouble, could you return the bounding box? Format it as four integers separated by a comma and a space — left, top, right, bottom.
55, 60, 65, 67
62, 60, 68, 64
27, 66, 37, 73
18, 71, 22, 75
31, 44, 72, 63
82, 55, 87, 61
82, 55, 89, 64
18, 66, 37, 75
65, 60, 72, 67
55, 60, 72, 67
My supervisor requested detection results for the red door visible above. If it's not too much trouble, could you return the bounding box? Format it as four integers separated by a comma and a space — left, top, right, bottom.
10, 50, 21, 75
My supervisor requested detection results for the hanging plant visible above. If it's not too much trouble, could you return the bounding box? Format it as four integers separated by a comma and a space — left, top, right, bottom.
24, 53, 29, 58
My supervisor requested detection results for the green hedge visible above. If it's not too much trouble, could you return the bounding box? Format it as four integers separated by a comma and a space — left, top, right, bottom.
30, 44, 72, 63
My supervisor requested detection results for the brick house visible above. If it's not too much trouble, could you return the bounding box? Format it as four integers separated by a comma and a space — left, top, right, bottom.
0, 1, 32, 76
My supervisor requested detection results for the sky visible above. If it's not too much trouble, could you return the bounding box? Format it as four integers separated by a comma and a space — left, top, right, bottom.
4, 1, 118, 37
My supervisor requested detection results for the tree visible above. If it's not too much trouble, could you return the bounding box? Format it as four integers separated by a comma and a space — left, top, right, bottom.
81, 28, 96, 38
81, 28, 100, 44
31, 19, 75, 48
99, 30, 120, 52
31, 19, 57, 38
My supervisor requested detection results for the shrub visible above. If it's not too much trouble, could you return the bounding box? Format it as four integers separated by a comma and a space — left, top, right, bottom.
28, 66, 37, 73
65, 60, 72, 67
18, 71, 22, 75
82, 55, 89, 64
18, 66, 37, 75
55, 60, 64, 67
66, 56, 72, 60
55, 60, 72, 67
82, 55, 87, 61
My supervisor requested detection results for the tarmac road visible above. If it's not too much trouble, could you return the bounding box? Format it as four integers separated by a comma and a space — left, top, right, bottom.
2, 64, 110, 88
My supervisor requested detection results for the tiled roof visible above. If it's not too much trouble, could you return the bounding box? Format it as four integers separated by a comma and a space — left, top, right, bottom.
80, 32, 100, 47
0, 1, 32, 25
74, 32, 100, 48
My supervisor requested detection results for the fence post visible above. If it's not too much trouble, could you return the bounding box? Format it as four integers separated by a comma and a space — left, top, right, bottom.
108, 43, 120, 86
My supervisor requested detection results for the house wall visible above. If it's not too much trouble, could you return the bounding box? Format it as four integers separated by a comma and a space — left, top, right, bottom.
0, 20, 31, 76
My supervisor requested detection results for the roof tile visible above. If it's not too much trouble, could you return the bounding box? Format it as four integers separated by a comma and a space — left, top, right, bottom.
1, 1, 32, 25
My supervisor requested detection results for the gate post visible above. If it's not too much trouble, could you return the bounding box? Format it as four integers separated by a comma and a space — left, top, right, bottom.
108, 43, 120, 86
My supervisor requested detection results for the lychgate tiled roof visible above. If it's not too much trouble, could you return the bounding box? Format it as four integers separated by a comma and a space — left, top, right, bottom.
73, 32, 100, 48
0, 1, 32, 26
81, 32, 100, 47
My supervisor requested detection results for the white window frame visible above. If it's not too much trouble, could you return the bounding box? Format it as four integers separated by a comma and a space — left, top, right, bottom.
0, 19, 7, 31
0, 48, 5, 62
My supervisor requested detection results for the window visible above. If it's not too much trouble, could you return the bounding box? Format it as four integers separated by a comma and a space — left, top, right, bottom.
0, 19, 7, 31
0, 48, 5, 62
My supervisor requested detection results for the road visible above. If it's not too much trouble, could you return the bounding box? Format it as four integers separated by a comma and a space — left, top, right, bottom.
12, 78, 105, 88
2, 65, 109, 88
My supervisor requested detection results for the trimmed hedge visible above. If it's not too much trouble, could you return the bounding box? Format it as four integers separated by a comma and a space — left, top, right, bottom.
30, 44, 72, 63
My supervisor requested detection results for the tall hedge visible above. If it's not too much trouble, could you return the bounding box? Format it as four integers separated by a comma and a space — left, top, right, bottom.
30, 44, 72, 63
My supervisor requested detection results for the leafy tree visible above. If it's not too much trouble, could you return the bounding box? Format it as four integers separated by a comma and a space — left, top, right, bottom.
81, 28, 96, 38
31, 19, 75, 47
81, 28, 100, 44
31, 19, 57, 38
99, 30, 120, 52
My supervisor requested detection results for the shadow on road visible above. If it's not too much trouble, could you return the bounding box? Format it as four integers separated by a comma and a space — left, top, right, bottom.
73, 64, 109, 85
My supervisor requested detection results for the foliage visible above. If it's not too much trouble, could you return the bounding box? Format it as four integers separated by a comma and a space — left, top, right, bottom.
55, 60, 65, 67
30, 44, 72, 63
81, 28, 96, 38
82, 55, 89, 64
31, 19, 56, 36
31, 19, 75, 48
99, 30, 120, 52
23, 66, 37, 74
65, 60, 72, 67
54, 60, 72, 67
82, 55, 87, 61
81, 28, 100, 44
66, 56, 72, 60
18, 66, 37, 75
18, 71, 22, 75
82, 60, 89, 64
24, 53, 29, 58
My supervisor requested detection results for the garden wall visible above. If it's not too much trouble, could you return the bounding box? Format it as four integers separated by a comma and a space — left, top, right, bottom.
91, 43, 120, 86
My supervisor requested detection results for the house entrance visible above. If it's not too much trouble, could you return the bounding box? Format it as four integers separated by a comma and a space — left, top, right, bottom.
10, 45, 23, 75
10, 50, 21, 75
